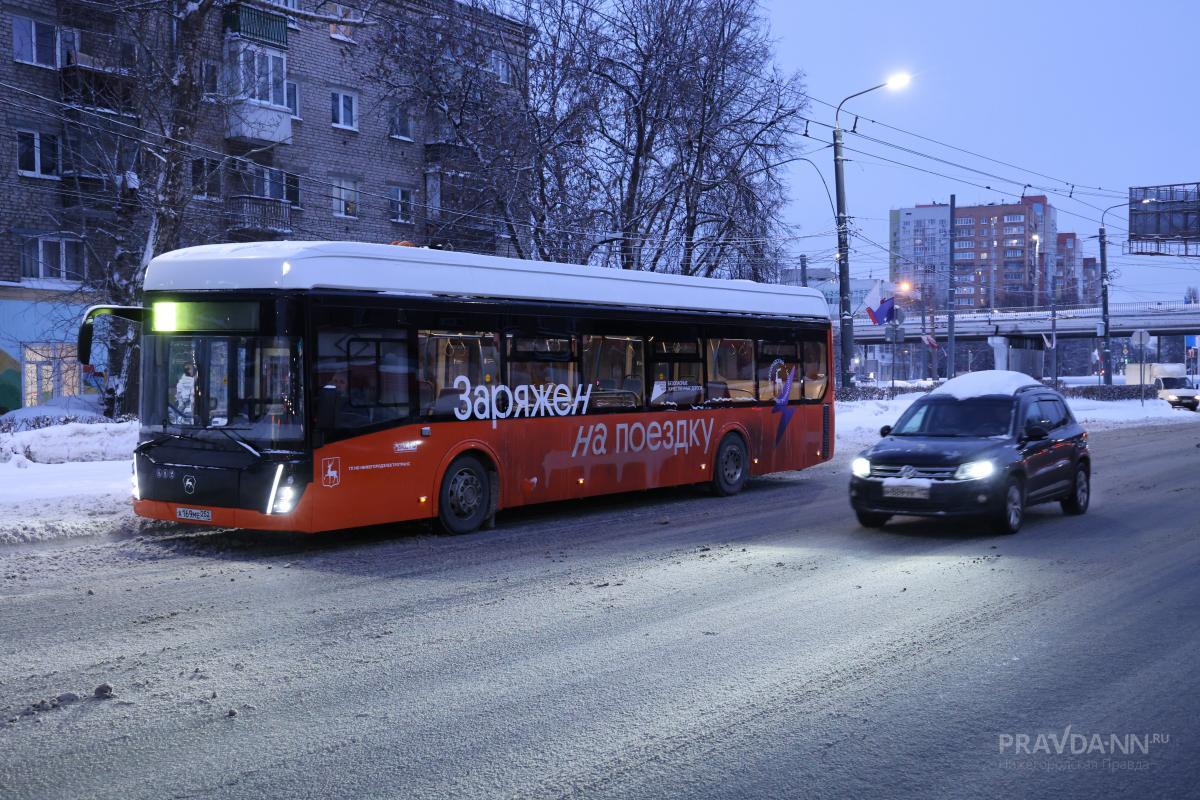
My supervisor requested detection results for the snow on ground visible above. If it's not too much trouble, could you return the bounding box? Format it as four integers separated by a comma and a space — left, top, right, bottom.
0, 421, 138, 465
0, 394, 106, 426
0, 459, 135, 545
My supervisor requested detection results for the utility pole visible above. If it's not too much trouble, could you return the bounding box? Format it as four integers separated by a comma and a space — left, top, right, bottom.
1099, 223, 1113, 385
799, 254, 808, 287
833, 124, 855, 389
1049, 237, 1058, 385
947, 194, 957, 377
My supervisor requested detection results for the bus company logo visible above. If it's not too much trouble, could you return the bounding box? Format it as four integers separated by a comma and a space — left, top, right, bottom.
321, 457, 342, 488
182, 475, 197, 495
770, 365, 797, 445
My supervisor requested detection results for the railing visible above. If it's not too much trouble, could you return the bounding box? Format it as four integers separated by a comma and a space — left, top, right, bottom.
853, 299, 1200, 323
222, 3, 289, 48
225, 195, 292, 234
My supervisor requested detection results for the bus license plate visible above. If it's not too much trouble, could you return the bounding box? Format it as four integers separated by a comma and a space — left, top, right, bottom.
882, 481, 931, 500
176, 507, 212, 522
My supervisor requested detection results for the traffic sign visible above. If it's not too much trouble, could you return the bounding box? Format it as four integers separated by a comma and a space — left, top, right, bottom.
1131, 329, 1151, 347
885, 323, 905, 344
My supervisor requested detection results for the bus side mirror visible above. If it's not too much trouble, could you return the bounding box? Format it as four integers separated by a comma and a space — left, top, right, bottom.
316, 385, 338, 430
879, 425, 892, 437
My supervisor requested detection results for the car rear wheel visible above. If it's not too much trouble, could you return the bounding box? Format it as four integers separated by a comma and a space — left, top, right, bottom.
1060, 464, 1090, 515
711, 434, 748, 497
855, 510, 891, 529
992, 477, 1025, 535
437, 455, 491, 535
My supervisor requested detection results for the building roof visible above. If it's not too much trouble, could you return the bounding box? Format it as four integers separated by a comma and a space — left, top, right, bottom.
144, 241, 830, 320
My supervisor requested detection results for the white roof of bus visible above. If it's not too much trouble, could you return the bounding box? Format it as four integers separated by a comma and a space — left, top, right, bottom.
144, 241, 829, 320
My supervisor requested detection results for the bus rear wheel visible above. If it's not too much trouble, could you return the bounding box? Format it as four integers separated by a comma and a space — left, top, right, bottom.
438, 455, 491, 535
712, 434, 749, 496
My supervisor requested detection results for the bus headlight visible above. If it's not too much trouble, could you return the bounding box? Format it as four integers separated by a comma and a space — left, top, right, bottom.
131, 465, 140, 500
851, 457, 871, 479
955, 460, 995, 481
272, 486, 295, 515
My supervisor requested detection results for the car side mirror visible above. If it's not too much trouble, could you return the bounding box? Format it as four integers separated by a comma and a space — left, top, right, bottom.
1024, 424, 1048, 441
879, 425, 893, 437
316, 385, 338, 431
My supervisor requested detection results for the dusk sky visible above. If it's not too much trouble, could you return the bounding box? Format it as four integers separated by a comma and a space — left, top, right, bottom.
766, 0, 1199, 304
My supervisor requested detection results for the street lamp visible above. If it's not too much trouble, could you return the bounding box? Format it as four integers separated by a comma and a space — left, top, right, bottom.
1098, 198, 1152, 384
833, 72, 912, 388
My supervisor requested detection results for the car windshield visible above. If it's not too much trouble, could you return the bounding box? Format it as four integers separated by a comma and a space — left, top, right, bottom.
1159, 377, 1188, 389
141, 334, 305, 448
891, 396, 1015, 437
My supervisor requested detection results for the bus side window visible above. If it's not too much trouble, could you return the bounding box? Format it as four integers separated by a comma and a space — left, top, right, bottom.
802, 339, 828, 400
418, 330, 500, 418
649, 338, 704, 409
757, 341, 803, 402
582, 335, 644, 410
505, 335, 577, 390
318, 329, 410, 428
706, 338, 755, 404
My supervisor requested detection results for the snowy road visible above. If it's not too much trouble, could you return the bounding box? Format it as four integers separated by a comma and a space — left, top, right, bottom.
2, 423, 1199, 799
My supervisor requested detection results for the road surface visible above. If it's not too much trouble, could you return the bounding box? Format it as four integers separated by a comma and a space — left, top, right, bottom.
2, 422, 1199, 799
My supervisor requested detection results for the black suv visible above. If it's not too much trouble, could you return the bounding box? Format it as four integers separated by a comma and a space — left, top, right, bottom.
848, 377, 1090, 534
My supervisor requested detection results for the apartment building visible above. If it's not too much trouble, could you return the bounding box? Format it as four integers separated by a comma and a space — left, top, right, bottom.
889, 195, 1068, 312
1055, 231, 1081, 304
0, 0, 526, 412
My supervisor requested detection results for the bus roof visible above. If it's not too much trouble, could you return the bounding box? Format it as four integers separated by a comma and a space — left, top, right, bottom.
144, 241, 829, 321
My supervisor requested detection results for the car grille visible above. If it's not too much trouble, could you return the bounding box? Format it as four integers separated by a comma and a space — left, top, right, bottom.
870, 464, 958, 480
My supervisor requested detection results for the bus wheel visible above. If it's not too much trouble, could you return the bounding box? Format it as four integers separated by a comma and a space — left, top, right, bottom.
712, 434, 749, 497
438, 455, 491, 535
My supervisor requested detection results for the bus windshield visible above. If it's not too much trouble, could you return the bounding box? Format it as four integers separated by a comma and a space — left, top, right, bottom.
141, 334, 305, 448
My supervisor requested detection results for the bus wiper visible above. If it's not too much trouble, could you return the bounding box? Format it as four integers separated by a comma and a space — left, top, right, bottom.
216, 428, 262, 459
135, 430, 202, 452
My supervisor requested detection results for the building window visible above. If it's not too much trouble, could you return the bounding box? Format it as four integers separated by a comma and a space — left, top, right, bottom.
17, 130, 59, 178
201, 60, 220, 97
332, 177, 359, 217
979, 252, 989, 260
1003, 238, 1023, 247
1003, 225, 1023, 234
389, 105, 413, 140
954, 217, 974, 226
488, 50, 513, 84
233, 45, 286, 106
329, 4, 355, 40
1004, 249, 1023, 258
191, 158, 221, 199
12, 15, 57, 68
20, 237, 85, 282
388, 186, 414, 223
953, 240, 973, 249
285, 80, 300, 118
331, 90, 357, 129
1003, 214, 1025, 223
285, 173, 300, 207
277, 0, 300, 27
22, 343, 82, 407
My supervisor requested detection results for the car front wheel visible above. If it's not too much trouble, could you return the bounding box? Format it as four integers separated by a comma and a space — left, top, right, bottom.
855, 510, 891, 529
1061, 464, 1090, 515
992, 477, 1025, 535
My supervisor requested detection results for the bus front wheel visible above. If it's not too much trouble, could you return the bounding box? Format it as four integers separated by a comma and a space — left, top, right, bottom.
438, 455, 492, 535
712, 434, 749, 497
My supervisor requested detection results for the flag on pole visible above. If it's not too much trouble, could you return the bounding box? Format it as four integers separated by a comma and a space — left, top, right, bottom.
862, 281, 881, 322
864, 281, 896, 325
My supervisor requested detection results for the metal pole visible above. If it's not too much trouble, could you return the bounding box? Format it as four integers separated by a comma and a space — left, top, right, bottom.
1099, 225, 1113, 385
1050, 242, 1058, 386
800, 254, 808, 287
833, 126, 854, 389
947, 194, 957, 377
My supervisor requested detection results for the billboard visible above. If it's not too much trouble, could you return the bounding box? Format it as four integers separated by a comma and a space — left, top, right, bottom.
1127, 183, 1200, 256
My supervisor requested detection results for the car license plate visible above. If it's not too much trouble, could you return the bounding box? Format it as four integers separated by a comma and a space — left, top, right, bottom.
176, 507, 212, 522
882, 479, 931, 500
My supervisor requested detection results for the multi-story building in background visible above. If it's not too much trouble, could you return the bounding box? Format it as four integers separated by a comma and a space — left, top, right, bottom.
889, 195, 1069, 312
1055, 232, 1081, 304
1081, 256, 1101, 304
0, 0, 525, 413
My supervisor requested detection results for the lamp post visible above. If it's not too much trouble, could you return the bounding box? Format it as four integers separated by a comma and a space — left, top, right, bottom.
1098, 198, 1152, 385
833, 72, 911, 388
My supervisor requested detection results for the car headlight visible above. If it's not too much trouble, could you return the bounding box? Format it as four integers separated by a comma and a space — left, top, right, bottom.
851, 457, 872, 479
955, 460, 995, 480
1166, 395, 1178, 401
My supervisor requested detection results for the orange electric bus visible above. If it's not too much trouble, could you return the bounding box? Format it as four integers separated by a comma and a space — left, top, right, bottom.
78, 241, 833, 534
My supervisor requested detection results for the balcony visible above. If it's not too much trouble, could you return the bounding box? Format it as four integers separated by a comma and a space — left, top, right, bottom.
225, 195, 293, 237
225, 101, 292, 145
223, 3, 288, 48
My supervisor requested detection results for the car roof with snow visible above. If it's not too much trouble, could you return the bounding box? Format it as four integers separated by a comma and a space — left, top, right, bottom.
928, 370, 1043, 400
143, 241, 830, 321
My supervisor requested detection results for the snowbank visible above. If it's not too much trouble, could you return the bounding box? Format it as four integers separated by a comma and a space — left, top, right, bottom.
0, 458, 134, 544
0, 395, 107, 428
0, 421, 138, 464
929, 370, 1039, 399
1066, 398, 1200, 428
